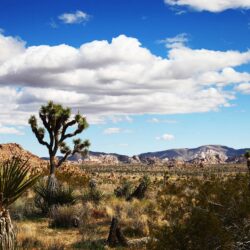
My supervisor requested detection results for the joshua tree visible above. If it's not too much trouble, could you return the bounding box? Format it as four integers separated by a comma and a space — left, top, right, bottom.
0, 156, 40, 249
29, 101, 90, 190
245, 151, 250, 172
127, 175, 150, 201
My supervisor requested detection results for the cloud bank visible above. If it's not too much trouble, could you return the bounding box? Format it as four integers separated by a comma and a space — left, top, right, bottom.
164, 0, 250, 12
0, 33, 250, 129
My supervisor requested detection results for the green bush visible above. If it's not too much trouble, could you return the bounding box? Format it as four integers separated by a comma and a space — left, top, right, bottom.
148, 174, 250, 250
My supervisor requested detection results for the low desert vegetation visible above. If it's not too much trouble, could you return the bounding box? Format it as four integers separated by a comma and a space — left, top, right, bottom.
1, 102, 250, 249
8, 164, 250, 250
148, 174, 250, 250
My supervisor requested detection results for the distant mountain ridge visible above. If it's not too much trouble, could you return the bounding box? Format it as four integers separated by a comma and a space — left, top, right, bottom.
3, 143, 247, 165
139, 145, 249, 161
68, 145, 250, 165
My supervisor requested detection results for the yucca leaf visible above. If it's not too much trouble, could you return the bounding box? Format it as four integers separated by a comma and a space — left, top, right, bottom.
0, 156, 40, 209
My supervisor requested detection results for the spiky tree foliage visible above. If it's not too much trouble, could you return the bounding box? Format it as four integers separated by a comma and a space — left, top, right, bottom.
0, 156, 40, 250
28, 101, 90, 178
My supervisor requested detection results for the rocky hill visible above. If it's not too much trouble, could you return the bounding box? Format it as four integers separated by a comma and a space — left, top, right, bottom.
71, 145, 249, 165
68, 151, 140, 165
1, 143, 249, 166
0, 143, 46, 173
139, 145, 249, 164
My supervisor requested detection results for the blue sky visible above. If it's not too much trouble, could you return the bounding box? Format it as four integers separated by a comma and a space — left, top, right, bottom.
0, 0, 250, 156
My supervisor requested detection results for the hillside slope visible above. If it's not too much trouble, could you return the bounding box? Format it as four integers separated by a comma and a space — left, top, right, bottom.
0, 143, 46, 172
1, 143, 249, 166
139, 145, 249, 162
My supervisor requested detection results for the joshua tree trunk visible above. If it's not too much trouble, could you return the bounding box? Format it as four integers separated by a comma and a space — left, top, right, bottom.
47, 156, 58, 194
247, 158, 250, 172
107, 217, 128, 247
0, 210, 15, 250
49, 155, 56, 176
47, 174, 58, 194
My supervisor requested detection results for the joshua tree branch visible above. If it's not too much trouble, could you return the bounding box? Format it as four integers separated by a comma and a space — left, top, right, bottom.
57, 150, 72, 168
61, 129, 83, 141
59, 120, 77, 142
32, 128, 50, 149
40, 113, 54, 149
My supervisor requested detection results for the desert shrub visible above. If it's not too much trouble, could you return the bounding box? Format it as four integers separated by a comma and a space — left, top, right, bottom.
149, 207, 232, 250
17, 225, 67, 250
114, 180, 133, 199
105, 199, 150, 238
91, 208, 107, 219
34, 178, 78, 214
46, 242, 65, 250
49, 205, 81, 228
56, 164, 89, 188
10, 198, 27, 221
123, 214, 149, 237
23, 200, 41, 218
148, 174, 250, 250
83, 188, 103, 204
78, 203, 93, 240
83, 180, 103, 205
10, 197, 41, 220
18, 237, 43, 249
122, 201, 150, 237
73, 240, 105, 250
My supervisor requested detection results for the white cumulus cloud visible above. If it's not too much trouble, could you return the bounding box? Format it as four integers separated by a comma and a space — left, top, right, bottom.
164, 0, 250, 12
148, 118, 178, 123
235, 83, 250, 94
103, 128, 122, 134
0, 125, 23, 135
159, 33, 189, 48
59, 10, 90, 24
156, 133, 175, 141
103, 127, 132, 134
0, 33, 249, 126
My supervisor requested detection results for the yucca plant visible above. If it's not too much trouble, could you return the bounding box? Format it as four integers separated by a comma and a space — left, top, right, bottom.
0, 156, 40, 250
34, 179, 78, 214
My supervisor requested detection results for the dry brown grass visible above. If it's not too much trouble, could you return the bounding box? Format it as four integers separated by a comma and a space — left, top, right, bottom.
16, 219, 81, 249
